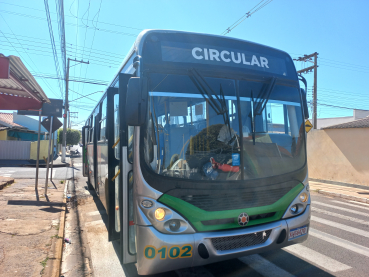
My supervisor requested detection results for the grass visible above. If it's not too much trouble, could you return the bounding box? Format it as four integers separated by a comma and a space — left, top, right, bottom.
51, 234, 60, 239
60, 180, 64, 184
40, 256, 49, 274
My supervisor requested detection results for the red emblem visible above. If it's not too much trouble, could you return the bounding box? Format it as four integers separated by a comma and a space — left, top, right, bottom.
238, 213, 249, 226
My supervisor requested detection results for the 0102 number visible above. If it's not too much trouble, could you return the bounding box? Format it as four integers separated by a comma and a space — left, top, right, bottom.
144, 245, 192, 260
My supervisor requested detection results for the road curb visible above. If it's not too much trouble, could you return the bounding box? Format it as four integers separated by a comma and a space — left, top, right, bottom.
314, 189, 369, 204
0, 178, 14, 190
51, 180, 68, 277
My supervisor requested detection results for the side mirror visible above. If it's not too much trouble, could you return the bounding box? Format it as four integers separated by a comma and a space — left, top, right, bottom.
300, 88, 309, 119
125, 77, 148, 126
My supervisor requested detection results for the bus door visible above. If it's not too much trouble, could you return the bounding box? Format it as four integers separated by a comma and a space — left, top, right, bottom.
93, 113, 99, 193
104, 87, 120, 242
82, 126, 89, 177
117, 73, 136, 264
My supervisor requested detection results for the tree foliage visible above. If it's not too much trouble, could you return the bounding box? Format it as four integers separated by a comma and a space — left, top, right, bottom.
57, 128, 81, 146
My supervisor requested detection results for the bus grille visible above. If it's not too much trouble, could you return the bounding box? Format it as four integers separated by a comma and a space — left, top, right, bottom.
211, 230, 272, 251
179, 188, 292, 211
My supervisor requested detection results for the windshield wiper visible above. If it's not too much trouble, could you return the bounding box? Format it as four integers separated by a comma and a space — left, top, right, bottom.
254, 77, 277, 115
248, 77, 277, 145
189, 68, 233, 141
249, 90, 256, 145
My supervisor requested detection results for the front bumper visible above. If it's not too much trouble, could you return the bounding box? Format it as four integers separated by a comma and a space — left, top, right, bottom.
136, 204, 311, 275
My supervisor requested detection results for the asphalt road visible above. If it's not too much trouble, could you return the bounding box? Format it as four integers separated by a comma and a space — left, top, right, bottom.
62, 154, 369, 277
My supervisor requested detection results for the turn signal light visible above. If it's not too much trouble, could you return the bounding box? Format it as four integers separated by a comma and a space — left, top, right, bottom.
299, 192, 308, 202
154, 208, 166, 221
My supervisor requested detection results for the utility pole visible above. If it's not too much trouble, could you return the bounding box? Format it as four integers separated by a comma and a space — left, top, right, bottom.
294, 52, 319, 129
62, 58, 89, 162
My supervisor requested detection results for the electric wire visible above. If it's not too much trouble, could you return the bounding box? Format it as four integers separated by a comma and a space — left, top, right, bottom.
43, 0, 64, 99
0, 15, 59, 98
221, 0, 274, 35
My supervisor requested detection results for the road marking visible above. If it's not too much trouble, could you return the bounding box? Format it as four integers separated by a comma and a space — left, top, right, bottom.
239, 254, 295, 277
314, 201, 369, 217
311, 216, 369, 238
310, 228, 369, 258
284, 244, 351, 272
86, 210, 106, 217
85, 220, 105, 227
331, 200, 369, 211
312, 207, 369, 225
348, 200, 369, 207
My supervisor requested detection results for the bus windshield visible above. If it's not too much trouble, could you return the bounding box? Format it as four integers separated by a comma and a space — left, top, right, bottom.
143, 73, 306, 181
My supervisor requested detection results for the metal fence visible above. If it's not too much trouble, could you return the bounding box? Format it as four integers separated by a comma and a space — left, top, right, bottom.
0, 140, 31, 160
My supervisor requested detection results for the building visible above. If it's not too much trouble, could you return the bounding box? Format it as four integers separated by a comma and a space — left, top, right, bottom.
307, 115, 369, 186
314, 109, 369, 129
0, 112, 47, 141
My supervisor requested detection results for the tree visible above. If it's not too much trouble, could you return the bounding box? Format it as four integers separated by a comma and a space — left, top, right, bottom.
57, 128, 81, 146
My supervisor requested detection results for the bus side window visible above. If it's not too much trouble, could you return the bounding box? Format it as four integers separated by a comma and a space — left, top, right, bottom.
114, 94, 120, 160
100, 97, 107, 141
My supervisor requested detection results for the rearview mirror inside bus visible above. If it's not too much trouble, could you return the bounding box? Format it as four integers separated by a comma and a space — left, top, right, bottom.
126, 77, 148, 126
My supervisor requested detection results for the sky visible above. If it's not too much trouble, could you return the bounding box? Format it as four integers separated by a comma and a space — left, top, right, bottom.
1, 0, 369, 130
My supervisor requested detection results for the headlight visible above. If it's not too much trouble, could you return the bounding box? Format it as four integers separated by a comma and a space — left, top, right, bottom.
299, 192, 308, 202
138, 197, 195, 234
154, 208, 166, 221
290, 204, 298, 214
282, 186, 310, 219
168, 219, 180, 231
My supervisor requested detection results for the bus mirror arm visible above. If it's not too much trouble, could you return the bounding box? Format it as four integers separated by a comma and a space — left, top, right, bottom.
126, 77, 148, 126
298, 75, 309, 119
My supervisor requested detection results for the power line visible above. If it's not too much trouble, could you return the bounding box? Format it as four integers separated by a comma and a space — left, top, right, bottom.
0, 9, 139, 37
0, 15, 59, 98
44, 0, 64, 99
0, 1, 142, 31
81, 0, 103, 97
0, 32, 126, 60
55, 0, 67, 79
221, 0, 274, 35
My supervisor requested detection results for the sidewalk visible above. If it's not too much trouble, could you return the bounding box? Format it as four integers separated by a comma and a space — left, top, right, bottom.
310, 179, 369, 204
0, 178, 66, 277
0, 155, 70, 168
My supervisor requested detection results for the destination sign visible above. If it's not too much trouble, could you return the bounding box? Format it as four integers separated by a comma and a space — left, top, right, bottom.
161, 41, 289, 76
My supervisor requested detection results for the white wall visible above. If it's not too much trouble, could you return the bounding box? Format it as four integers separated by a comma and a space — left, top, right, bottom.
314, 109, 369, 129
13, 112, 47, 132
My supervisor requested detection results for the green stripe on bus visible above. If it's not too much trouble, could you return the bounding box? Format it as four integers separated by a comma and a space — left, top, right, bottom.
158, 183, 304, 232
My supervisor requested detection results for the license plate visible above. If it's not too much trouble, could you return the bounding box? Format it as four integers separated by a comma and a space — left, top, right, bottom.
289, 225, 308, 240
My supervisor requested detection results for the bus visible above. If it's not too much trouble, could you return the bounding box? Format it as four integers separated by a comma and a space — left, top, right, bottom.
82, 29, 311, 275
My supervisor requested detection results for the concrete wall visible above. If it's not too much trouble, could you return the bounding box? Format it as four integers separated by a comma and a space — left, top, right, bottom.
0, 130, 6, 140
30, 140, 50, 161
307, 129, 369, 186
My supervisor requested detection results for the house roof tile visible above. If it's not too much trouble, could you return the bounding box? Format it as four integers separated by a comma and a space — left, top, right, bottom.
0, 113, 25, 128
323, 115, 369, 129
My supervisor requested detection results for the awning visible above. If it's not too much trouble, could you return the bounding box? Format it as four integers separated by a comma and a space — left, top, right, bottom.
0, 54, 50, 110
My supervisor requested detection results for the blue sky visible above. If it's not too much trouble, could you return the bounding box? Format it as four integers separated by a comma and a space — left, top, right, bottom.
1, 0, 368, 129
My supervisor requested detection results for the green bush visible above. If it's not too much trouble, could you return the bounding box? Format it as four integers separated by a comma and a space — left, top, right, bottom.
57, 128, 81, 146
